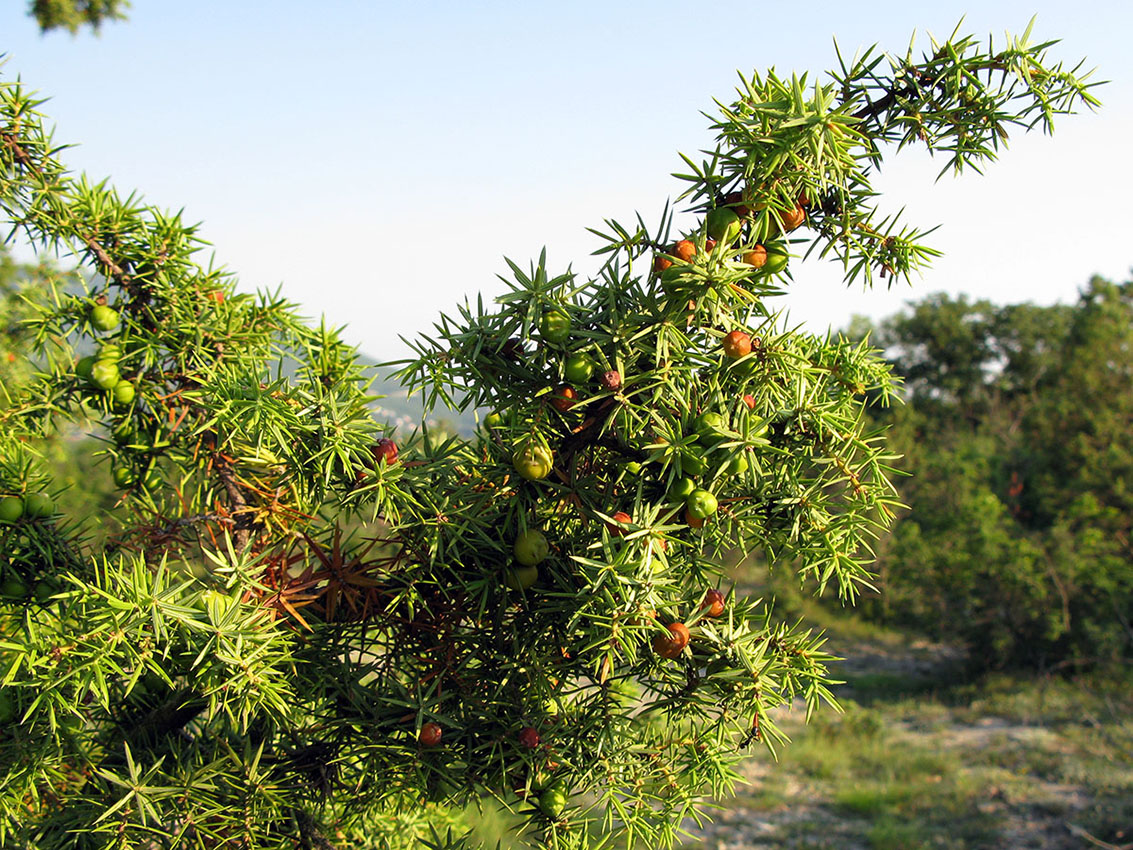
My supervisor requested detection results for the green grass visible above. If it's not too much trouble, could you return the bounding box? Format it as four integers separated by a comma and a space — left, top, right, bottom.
838, 670, 953, 705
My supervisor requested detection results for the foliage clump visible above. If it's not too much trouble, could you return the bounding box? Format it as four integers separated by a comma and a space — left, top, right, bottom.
26, 0, 130, 34
0, 22, 1098, 849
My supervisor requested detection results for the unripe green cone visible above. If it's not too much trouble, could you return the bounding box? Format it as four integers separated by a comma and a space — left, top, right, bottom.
504, 565, 539, 591
0, 496, 23, 524
693, 412, 729, 439
1, 576, 28, 599
90, 305, 120, 331
726, 453, 749, 476
23, 492, 54, 518
90, 359, 120, 390
539, 784, 567, 818
681, 453, 707, 477
669, 477, 696, 501
513, 441, 554, 481
763, 251, 789, 274
514, 529, 550, 566
112, 380, 136, 406
33, 578, 60, 603
686, 488, 718, 519
563, 353, 593, 385
706, 208, 742, 244
538, 309, 571, 344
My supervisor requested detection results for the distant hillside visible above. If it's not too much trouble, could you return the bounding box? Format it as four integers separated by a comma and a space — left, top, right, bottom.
268, 349, 476, 438
358, 355, 477, 437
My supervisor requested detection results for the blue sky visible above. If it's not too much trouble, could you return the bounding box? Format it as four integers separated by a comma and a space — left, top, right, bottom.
1, 1, 1129, 359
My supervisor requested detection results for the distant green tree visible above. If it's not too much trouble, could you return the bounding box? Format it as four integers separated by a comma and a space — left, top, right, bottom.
1, 250, 50, 397
1, 247, 122, 555
27, 0, 129, 34
857, 279, 1133, 670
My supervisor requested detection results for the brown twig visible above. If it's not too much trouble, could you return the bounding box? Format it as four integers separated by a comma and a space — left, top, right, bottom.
213, 457, 254, 551
81, 233, 132, 287
0, 129, 36, 170
296, 809, 339, 850
558, 397, 620, 459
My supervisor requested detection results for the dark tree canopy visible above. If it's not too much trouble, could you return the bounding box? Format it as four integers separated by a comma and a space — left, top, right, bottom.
856, 279, 1133, 671
27, 0, 129, 34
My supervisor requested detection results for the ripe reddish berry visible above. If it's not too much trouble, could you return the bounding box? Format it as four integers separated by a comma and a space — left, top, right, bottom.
723, 331, 753, 359
673, 239, 696, 262
606, 511, 632, 535
685, 509, 704, 529
551, 384, 577, 413
705, 238, 718, 252
519, 726, 541, 749
742, 245, 768, 268
742, 394, 756, 410
653, 254, 673, 274
781, 203, 806, 231
207, 290, 225, 304
722, 190, 751, 218
419, 722, 442, 747
700, 589, 726, 618
600, 370, 622, 391
652, 623, 690, 659
372, 438, 398, 466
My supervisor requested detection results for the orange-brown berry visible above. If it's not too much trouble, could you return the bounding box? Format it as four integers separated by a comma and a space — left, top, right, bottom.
652, 623, 690, 659
781, 203, 806, 231
551, 384, 578, 412
723, 331, 753, 359
700, 589, 726, 618
673, 239, 696, 262
419, 722, 442, 747
372, 438, 399, 466
606, 511, 632, 535
741, 245, 768, 268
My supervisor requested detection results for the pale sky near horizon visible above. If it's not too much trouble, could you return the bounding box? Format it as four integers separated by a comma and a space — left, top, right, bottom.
1, 1, 1130, 360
